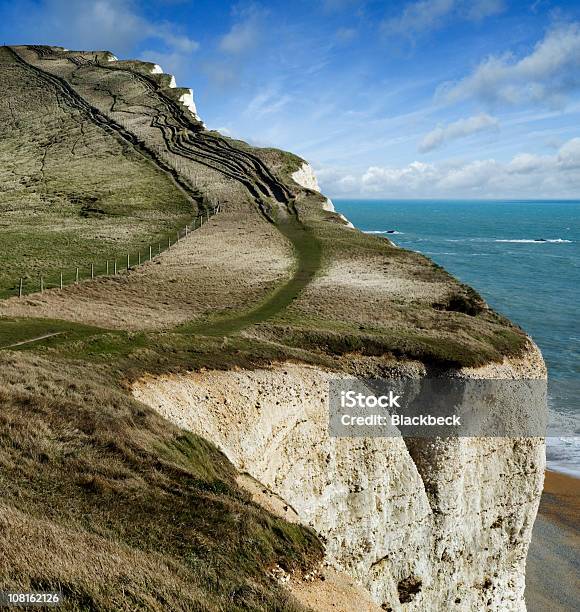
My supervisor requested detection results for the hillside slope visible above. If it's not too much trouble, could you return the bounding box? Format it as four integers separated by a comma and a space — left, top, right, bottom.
0, 45, 544, 611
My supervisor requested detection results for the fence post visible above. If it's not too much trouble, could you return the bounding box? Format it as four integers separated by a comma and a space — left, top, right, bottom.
138, 252, 141, 265
149, 245, 152, 261
76, 267, 79, 284
168, 237, 171, 248
106, 260, 109, 275
91, 263, 94, 279
60, 272, 63, 289
127, 253, 130, 270
40, 276, 43, 293
185, 225, 188, 236
158, 242, 161, 255
19, 277, 23, 298
114, 260, 117, 275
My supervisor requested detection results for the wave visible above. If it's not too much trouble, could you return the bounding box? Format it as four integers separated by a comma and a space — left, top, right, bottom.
363, 230, 404, 235
495, 238, 572, 243
546, 407, 580, 477
423, 251, 457, 255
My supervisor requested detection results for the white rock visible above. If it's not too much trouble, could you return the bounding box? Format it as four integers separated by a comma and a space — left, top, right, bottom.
178, 89, 198, 117
133, 343, 545, 611
151, 64, 163, 74
291, 165, 354, 226
322, 198, 335, 212
338, 213, 355, 228
292, 162, 321, 192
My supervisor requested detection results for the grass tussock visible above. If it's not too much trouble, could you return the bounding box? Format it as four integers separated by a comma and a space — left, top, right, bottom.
0, 352, 322, 610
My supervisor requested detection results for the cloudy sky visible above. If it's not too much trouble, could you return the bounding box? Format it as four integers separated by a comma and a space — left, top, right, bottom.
1, 0, 580, 198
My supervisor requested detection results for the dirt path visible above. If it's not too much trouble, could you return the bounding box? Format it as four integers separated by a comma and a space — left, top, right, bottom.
180, 218, 321, 336
5, 46, 324, 338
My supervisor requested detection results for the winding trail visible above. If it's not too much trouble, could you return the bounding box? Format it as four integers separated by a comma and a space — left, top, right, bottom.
4, 46, 323, 337
181, 220, 321, 336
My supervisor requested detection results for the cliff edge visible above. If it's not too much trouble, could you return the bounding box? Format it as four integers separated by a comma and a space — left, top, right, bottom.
0, 45, 545, 611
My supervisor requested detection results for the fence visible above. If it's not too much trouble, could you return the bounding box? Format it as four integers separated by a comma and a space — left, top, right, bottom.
13, 203, 221, 298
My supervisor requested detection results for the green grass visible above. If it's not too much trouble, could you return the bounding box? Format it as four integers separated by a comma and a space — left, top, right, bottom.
0, 351, 322, 610
0, 46, 198, 299
179, 218, 322, 336
251, 303, 526, 368
0, 317, 103, 349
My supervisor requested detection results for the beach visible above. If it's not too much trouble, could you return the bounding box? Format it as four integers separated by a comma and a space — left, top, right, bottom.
526, 470, 580, 611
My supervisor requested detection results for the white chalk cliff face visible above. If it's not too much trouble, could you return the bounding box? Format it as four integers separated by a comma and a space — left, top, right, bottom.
177, 89, 198, 116
133, 344, 545, 611
148, 64, 199, 120
292, 162, 321, 192
292, 162, 355, 228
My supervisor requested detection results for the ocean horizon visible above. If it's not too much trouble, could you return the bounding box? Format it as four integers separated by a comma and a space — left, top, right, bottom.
334, 198, 580, 477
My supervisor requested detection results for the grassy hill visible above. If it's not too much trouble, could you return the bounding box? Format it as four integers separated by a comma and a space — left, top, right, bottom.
0, 46, 198, 298
0, 45, 530, 610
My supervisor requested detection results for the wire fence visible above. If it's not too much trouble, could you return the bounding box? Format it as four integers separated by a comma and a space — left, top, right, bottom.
13, 203, 221, 298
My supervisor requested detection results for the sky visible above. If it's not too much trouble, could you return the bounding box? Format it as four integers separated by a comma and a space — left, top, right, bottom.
1, 0, 580, 199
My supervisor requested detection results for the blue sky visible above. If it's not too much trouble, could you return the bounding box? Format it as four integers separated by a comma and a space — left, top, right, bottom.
1, 0, 580, 198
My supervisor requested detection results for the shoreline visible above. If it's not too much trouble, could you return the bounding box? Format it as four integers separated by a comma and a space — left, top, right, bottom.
525, 470, 579, 611
539, 469, 580, 532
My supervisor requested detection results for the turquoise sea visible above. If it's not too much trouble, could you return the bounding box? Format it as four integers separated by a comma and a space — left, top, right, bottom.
334, 199, 580, 476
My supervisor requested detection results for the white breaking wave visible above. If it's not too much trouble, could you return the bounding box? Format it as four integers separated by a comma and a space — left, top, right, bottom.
546, 404, 580, 477
495, 238, 572, 243
363, 230, 404, 235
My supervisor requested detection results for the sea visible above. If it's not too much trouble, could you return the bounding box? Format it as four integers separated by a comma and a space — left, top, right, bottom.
334, 199, 580, 477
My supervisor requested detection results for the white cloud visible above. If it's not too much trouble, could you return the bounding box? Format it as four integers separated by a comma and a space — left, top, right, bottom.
219, 6, 264, 54
246, 89, 292, 117
382, 0, 456, 37
160, 30, 199, 54
507, 152, 550, 174
465, 0, 504, 21
440, 22, 580, 107
382, 0, 504, 38
11, 0, 199, 59
419, 113, 499, 152
318, 137, 580, 197
362, 161, 439, 191
557, 137, 580, 169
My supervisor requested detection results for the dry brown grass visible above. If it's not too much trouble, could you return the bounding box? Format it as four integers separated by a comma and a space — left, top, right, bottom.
0, 207, 293, 331
0, 351, 321, 610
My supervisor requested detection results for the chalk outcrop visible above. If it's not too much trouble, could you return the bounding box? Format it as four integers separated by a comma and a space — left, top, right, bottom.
292, 162, 321, 192
133, 344, 545, 611
177, 89, 198, 116
146, 63, 199, 119
292, 162, 354, 227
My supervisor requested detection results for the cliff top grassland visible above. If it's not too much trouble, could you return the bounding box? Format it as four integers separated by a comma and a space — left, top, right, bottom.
0, 45, 531, 610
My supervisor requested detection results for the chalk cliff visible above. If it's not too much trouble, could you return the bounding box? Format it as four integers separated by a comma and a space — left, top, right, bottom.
134, 343, 545, 611
5, 45, 545, 610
